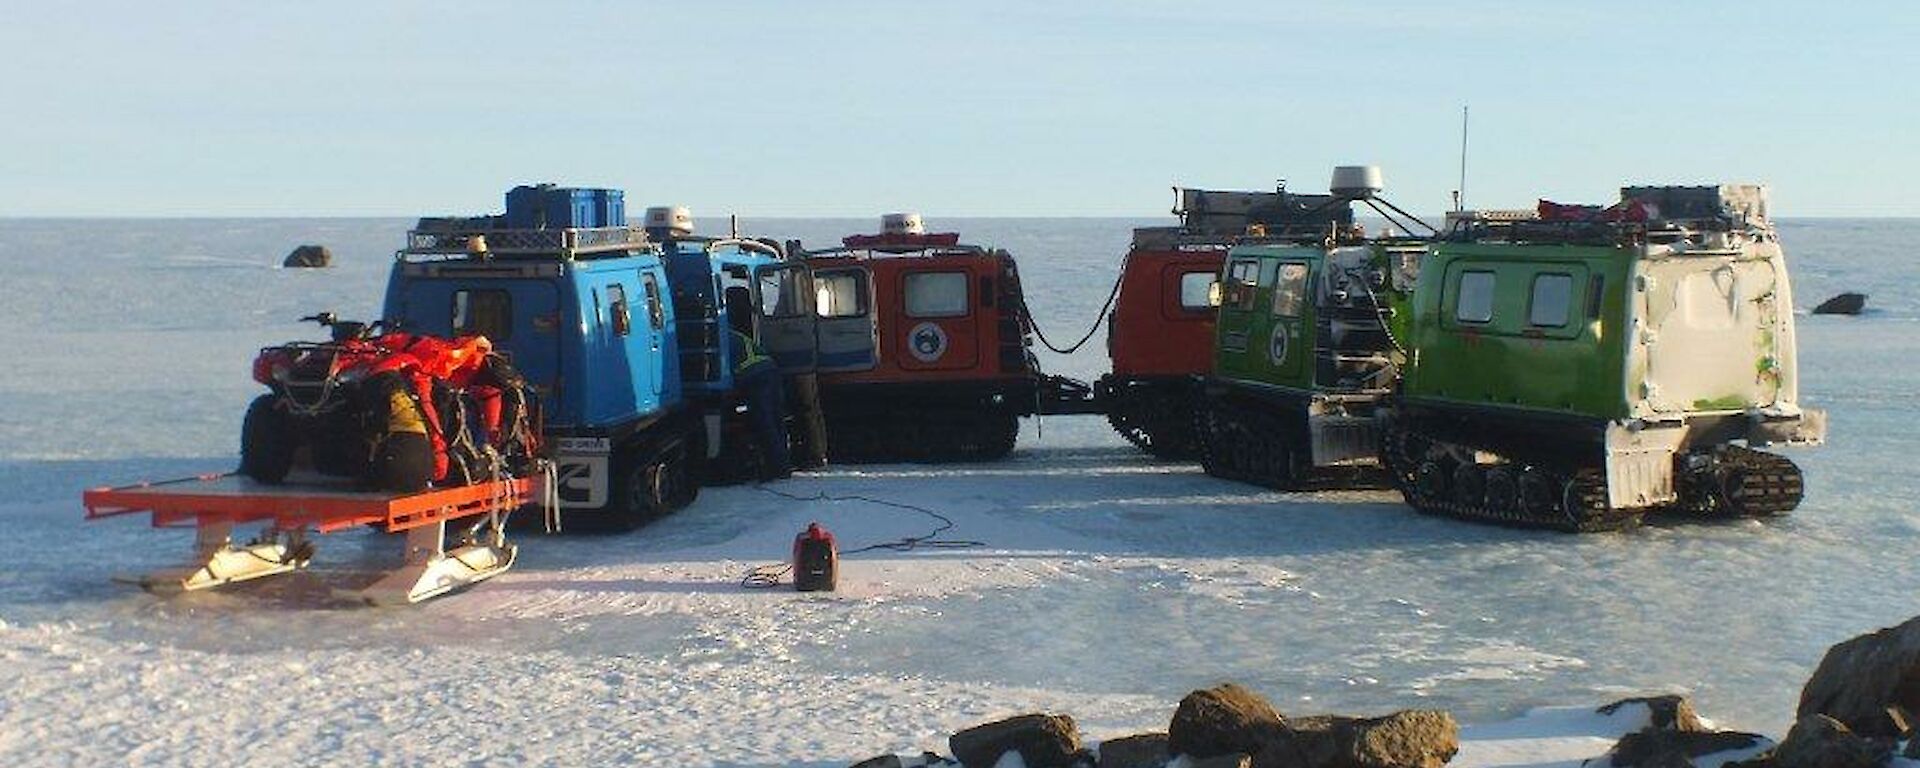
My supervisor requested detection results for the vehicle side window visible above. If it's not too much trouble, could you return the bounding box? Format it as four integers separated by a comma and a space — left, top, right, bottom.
904, 271, 969, 318
642, 274, 665, 330
1270, 262, 1310, 317
758, 269, 806, 318
1177, 271, 1216, 310
1226, 259, 1260, 311
815, 269, 869, 318
1528, 273, 1573, 327
1455, 270, 1496, 324
453, 289, 512, 340
606, 283, 631, 336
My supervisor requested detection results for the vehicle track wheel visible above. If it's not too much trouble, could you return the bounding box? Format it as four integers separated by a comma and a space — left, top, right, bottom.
1483, 467, 1518, 516
240, 395, 296, 484
615, 455, 673, 531
1415, 460, 1448, 501
1517, 467, 1559, 518
1451, 464, 1485, 507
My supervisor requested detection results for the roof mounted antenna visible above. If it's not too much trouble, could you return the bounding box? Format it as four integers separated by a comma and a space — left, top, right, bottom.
1330, 165, 1437, 236
1453, 105, 1469, 213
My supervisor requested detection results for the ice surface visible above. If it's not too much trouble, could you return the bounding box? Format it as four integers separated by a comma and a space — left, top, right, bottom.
0, 217, 1914, 766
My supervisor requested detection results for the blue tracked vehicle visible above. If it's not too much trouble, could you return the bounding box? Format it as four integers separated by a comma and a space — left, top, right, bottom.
383, 186, 805, 529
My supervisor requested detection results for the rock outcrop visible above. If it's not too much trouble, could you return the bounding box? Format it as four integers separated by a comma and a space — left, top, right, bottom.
948, 713, 1084, 768
1797, 614, 1920, 738
283, 244, 332, 268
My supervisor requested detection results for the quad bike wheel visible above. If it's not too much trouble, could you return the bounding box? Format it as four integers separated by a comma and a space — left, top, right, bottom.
240, 395, 296, 484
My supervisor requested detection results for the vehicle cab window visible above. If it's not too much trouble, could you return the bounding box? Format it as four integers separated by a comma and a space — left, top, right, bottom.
815, 270, 870, 318
1178, 271, 1217, 311
904, 272, 969, 318
453, 289, 512, 340
1270, 262, 1310, 317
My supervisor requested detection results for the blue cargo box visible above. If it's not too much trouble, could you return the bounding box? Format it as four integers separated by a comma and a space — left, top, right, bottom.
505, 184, 615, 229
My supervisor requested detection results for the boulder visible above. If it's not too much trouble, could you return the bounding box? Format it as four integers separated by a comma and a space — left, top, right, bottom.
1345, 710, 1460, 768
283, 244, 332, 268
1797, 614, 1920, 737
1097, 732, 1170, 768
1810, 293, 1867, 316
1169, 684, 1288, 759
1191, 755, 1253, 768
1594, 729, 1769, 768
949, 713, 1083, 768
849, 756, 904, 768
1253, 711, 1458, 768
1598, 695, 1707, 733
1761, 715, 1889, 768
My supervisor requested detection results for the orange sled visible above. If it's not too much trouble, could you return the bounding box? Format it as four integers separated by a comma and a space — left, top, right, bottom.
84, 470, 545, 605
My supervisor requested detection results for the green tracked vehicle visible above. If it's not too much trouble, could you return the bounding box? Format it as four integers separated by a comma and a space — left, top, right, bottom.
1381, 184, 1826, 531
1195, 167, 1432, 489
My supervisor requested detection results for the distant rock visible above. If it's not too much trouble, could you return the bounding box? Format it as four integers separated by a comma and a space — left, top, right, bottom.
948, 713, 1083, 768
1096, 732, 1170, 768
283, 244, 332, 268
1810, 293, 1867, 315
1599, 695, 1708, 733
1797, 614, 1920, 737
1169, 684, 1288, 759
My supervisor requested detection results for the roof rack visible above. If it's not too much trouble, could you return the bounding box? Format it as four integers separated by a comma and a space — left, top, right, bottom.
398, 222, 654, 261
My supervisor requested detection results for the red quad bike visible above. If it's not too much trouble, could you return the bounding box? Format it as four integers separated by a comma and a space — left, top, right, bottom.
241, 313, 540, 493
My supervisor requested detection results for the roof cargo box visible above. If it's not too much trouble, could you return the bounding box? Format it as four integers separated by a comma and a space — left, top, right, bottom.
504, 184, 607, 229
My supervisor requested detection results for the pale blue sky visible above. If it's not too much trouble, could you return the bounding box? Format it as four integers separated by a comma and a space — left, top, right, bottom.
3, 2, 1913, 217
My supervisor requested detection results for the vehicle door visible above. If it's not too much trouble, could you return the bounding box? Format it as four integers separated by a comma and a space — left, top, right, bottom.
753, 263, 817, 372
1262, 259, 1314, 386
592, 273, 662, 422
1213, 255, 1266, 379
895, 267, 980, 371
397, 277, 564, 414
812, 266, 877, 371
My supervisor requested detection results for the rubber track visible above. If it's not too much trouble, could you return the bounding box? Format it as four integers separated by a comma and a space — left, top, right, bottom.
1105, 386, 1200, 460
1382, 425, 1641, 533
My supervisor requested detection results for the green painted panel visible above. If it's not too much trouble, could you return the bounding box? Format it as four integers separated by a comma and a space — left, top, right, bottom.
1403, 243, 1633, 419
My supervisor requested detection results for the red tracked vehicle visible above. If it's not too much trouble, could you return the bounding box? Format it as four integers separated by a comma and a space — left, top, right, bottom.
792, 214, 1095, 462
1098, 187, 1342, 458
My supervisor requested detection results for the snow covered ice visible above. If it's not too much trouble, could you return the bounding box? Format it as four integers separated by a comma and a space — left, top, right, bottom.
1, 217, 1916, 766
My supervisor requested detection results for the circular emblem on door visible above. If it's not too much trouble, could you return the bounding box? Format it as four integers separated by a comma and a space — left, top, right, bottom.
1269, 322, 1289, 365
908, 322, 949, 362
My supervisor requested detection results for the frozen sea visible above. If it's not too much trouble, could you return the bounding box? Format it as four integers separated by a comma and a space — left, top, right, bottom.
0, 216, 1915, 766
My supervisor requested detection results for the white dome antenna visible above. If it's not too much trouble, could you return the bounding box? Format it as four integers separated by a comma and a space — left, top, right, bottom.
1330, 165, 1385, 200
882, 212, 925, 235
644, 206, 694, 237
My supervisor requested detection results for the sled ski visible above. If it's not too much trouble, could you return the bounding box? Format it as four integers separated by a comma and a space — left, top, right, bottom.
84, 471, 541, 605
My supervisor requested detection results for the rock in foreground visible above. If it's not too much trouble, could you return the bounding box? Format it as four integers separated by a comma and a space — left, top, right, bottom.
1169, 683, 1288, 759
948, 713, 1083, 768
1797, 614, 1920, 738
